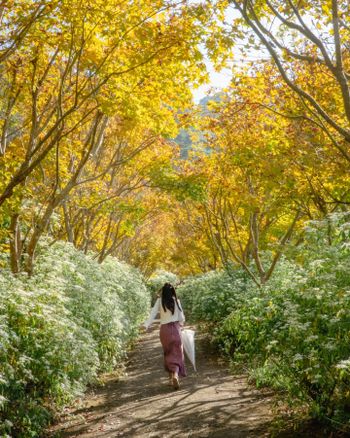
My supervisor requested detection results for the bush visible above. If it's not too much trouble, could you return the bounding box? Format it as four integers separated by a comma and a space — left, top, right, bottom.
0, 240, 150, 437
179, 213, 350, 429
177, 268, 251, 324
147, 270, 179, 304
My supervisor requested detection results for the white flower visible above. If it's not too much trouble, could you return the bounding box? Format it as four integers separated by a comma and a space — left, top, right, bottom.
293, 353, 304, 361
305, 335, 318, 343
336, 359, 350, 370
0, 395, 8, 407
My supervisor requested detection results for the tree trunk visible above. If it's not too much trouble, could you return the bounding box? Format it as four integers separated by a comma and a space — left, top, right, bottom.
9, 213, 22, 274
63, 202, 74, 243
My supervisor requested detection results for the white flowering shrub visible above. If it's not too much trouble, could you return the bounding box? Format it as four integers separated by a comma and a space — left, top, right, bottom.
180, 213, 350, 428
147, 270, 179, 303
0, 240, 150, 437
177, 269, 251, 324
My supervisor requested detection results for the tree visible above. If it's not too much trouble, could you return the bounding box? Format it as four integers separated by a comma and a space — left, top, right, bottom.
226, 0, 350, 161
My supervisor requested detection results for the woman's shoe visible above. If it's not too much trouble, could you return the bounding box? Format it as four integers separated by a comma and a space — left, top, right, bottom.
172, 375, 180, 390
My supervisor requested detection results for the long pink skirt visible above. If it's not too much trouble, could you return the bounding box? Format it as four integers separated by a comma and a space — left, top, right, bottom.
159, 322, 186, 377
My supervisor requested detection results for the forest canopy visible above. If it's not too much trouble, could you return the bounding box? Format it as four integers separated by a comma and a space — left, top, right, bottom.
1, 0, 349, 278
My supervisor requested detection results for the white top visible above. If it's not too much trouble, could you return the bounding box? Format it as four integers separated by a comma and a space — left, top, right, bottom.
144, 298, 185, 329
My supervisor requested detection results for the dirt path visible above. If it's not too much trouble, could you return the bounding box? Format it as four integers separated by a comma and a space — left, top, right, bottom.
49, 325, 275, 438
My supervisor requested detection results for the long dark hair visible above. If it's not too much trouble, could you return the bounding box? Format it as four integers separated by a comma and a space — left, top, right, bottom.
161, 283, 182, 315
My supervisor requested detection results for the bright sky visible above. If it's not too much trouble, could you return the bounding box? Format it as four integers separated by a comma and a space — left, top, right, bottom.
191, 4, 257, 103
192, 5, 237, 103
192, 65, 233, 103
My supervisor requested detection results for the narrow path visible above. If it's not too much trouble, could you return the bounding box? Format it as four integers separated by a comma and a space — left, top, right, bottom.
49, 326, 274, 437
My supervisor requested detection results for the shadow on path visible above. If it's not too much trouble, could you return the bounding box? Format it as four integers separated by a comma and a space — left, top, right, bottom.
48, 326, 274, 438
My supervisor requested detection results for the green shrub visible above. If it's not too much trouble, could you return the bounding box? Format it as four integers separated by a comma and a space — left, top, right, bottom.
0, 240, 150, 437
180, 213, 350, 429
177, 268, 251, 324
147, 270, 179, 304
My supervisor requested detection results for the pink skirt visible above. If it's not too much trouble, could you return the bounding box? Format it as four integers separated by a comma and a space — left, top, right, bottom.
159, 322, 186, 377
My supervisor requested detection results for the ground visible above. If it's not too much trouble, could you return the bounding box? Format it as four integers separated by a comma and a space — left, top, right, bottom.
48, 325, 276, 438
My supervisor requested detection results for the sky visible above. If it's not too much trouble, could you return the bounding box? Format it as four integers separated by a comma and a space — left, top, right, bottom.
190, 4, 264, 104
192, 4, 237, 103
192, 64, 233, 103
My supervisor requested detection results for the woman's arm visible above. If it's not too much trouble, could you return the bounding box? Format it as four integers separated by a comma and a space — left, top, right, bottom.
143, 298, 160, 329
177, 299, 185, 325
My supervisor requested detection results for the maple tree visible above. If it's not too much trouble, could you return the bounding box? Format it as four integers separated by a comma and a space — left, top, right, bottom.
226, 0, 350, 159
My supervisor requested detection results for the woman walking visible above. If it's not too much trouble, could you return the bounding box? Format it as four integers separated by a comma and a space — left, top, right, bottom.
144, 283, 186, 389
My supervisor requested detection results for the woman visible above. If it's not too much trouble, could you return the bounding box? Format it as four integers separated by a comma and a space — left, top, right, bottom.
144, 283, 186, 389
